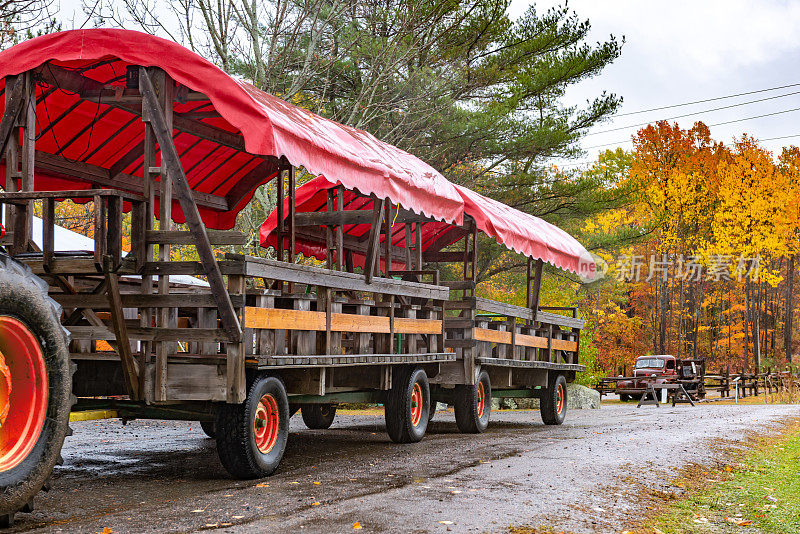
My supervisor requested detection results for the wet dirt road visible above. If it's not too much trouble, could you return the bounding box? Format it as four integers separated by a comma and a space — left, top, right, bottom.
9, 403, 800, 533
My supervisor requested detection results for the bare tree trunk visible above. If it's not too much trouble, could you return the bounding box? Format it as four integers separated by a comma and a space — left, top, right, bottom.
744, 278, 750, 373
787, 255, 794, 363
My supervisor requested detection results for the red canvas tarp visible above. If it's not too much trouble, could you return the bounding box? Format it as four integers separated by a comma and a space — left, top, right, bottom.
260, 176, 594, 276
0, 28, 463, 228
259, 176, 455, 271
453, 185, 595, 275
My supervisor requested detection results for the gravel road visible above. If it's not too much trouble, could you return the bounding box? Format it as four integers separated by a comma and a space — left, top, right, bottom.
8, 403, 799, 533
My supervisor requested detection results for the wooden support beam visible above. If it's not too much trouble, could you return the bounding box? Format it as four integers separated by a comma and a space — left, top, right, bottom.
42, 198, 54, 267
528, 259, 543, 311
104, 257, 141, 399
364, 198, 385, 284
293, 209, 434, 227
139, 68, 242, 342
424, 226, 467, 255
335, 186, 344, 271
223, 157, 280, 206
108, 140, 145, 178
29, 150, 228, 211
0, 76, 24, 158
146, 229, 247, 245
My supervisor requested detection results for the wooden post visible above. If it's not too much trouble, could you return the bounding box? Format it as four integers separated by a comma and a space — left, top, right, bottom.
139, 71, 159, 399
415, 222, 423, 270
226, 274, 246, 403
364, 198, 385, 284
139, 67, 242, 342
4, 75, 20, 252
325, 190, 334, 270
16, 72, 34, 253
404, 223, 413, 271
288, 165, 295, 263
276, 166, 285, 262
104, 257, 140, 399
42, 198, 55, 268
335, 186, 344, 271
528, 259, 543, 311
384, 202, 392, 278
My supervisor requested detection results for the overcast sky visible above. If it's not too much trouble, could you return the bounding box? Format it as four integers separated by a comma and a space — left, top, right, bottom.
509, 0, 800, 167
59, 0, 800, 166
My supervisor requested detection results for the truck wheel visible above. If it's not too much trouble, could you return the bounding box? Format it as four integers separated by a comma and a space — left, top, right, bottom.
385, 367, 429, 443
301, 404, 336, 430
540, 374, 567, 425
215, 375, 289, 479
0, 256, 72, 523
199, 421, 216, 439
454, 370, 491, 433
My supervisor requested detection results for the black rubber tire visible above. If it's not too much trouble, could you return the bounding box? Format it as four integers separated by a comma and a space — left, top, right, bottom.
540, 374, 567, 425
301, 404, 336, 430
215, 375, 289, 479
199, 421, 216, 439
619, 393, 631, 402
428, 401, 437, 423
0, 254, 72, 518
454, 370, 491, 433
385, 367, 429, 443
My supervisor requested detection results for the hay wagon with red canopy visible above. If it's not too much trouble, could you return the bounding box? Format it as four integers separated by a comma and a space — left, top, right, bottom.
0, 29, 592, 525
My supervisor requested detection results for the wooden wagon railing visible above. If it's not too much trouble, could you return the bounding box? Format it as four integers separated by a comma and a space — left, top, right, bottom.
444, 294, 584, 388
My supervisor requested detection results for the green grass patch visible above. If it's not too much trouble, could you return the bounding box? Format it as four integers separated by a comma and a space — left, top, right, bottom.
647, 420, 800, 533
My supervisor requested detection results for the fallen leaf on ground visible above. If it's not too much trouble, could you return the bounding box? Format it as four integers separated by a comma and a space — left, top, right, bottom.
313, 481, 321, 485
256, 483, 269, 487
312, 502, 321, 506
726, 517, 752, 526
438, 521, 453, 525
352, 522, 362, 530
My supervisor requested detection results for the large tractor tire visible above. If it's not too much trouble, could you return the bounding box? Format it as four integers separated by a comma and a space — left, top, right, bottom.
0, 254, 72, 526
215, 374, 289, 479
385, 366, 430, 443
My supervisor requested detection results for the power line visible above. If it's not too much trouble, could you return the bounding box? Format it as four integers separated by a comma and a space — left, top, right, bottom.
588, 89, 800, 136
584, 106, 800, 150
613, 82, 800, 117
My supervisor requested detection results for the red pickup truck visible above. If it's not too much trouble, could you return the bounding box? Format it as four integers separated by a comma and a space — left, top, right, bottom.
616, 355, 677, 401
616, 355, 706, 401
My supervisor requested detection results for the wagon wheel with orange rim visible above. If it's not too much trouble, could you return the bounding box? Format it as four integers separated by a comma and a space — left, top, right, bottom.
540, 373, 567, 425
215, 374, 289, 479
385, 366, 430, 443
454, 369, 491, 434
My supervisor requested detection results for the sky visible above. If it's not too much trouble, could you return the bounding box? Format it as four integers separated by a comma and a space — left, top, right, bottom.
508, 0, 800, 167
58, 0, 800, 167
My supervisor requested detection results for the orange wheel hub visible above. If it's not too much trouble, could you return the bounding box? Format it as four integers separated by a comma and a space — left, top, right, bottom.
410, 383, 423, 427
0, 316, 48, 472
254, 393, 279, 454
476, 381, 485, 418
556, 383, 565, 414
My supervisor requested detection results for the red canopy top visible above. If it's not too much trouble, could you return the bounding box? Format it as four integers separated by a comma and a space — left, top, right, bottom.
260, 176, 594, 276
453, 185, 595, 275
0, 28, 463, 228
259, 176, 456, 271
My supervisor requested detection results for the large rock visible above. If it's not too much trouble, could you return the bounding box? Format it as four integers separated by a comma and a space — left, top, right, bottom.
491, 383, 600, 411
